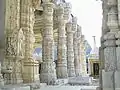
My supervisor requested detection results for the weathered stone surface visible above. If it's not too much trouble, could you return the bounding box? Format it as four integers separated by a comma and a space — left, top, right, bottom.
66, 22, 75, 77
4, 0, 23, 84
40, 1, 57, 85
104, 32, 116, 71
56, 5, 68, 79
68, 76, 92, 85
73, 19, 80, 76
0, 0, 4, 84
102, 70, 114, 90
0, 85, 30, 90
20, 0, 39, 83
80, 35, 87, 75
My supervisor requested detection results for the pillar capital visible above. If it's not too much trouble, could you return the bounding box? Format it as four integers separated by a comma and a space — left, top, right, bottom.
72, 16, 77, 32
77, 25, 82, 38
63, 2, 72, 22
66, 22, 74, 33
56, 5, 64, 15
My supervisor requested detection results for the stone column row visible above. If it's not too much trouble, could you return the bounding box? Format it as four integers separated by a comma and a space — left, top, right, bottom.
55, 3, 82, 79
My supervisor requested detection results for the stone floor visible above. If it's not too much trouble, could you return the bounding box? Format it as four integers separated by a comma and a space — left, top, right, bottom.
37, 86, 98, 90
0, 78, 99, 90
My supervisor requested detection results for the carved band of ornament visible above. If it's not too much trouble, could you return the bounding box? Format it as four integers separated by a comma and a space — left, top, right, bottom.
56, 7, 64, 15
115, 32, 120, 39
42, 2, 54, 9
58, 21, 65, 26
42, 23, 53, 27
107, 0, 117, 6
72, 26, 77, 32
72, 17, 77, 23
101, 42, 106, 49
64, 3, 72, 9
107, 22, 119, 29
116, 40, 120, 46
104, 40, 116, 47
103, 32, 116, 40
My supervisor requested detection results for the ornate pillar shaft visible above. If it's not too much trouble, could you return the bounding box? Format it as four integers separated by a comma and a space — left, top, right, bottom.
20, 0, 39, 83
40, 2, 57, 85
73, 31, 80, 76
77, 25, 82, 74
66, 22, 75, 77
0, 0, 4, 86
20, 0, 35, 59
80, 35, 87, 75
73, 17, 80, 76
99, 37, 105, 90
101, 0, 119, 89
3, 0, 23, 84
56, 5, 68, 78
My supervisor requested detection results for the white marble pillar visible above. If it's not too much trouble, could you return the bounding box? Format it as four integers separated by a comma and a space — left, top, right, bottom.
77, 25, 82, 75
40, 1, 57, 85
20, 0, 39, 83
80, 35, 87, 75
0, 62, 4, 86
56, 5, 68, 78
0, 0, 4, 86
73, 31, 80, 76
101, 0, 118, 90
66, 22, 76, 77
73, 17, 81, 76
3, 0, 23, 84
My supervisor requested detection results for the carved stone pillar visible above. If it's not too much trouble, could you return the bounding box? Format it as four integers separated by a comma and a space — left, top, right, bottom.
20, 0, 39, 83
103, 32, 116, 90
99, 1, 108, 89
56, 5, 68, 78
73, 31, 80, 76
73, 17, 80, 76
66, 22, 75, 77
63, 3, 72, 23
77, 25, 82, 75
101, 0, 119, 89
0, 62, 4, 86
3, 0, 23, 84
0, 0, 4, 86
80, 35, 87, 75
99, 37, 105, 90
40, 1, 57, 85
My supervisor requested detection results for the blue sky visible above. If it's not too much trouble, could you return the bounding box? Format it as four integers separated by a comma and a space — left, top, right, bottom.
66, 0, 102, 48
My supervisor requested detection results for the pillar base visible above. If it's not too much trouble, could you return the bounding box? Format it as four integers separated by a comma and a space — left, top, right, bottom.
40, 61, 57, 85
102, 70, 114, 90
101, 70, 120, 90
0, 74, 4, 87
56, 63, 68, 79
75, 68, 81, 76
68, 67, 76, 77
23, 58, 39, 83
3, 56, 23, 84
115, 71, 120, 89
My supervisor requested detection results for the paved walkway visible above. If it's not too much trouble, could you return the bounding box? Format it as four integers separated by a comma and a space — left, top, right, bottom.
37, 86, 98, 90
